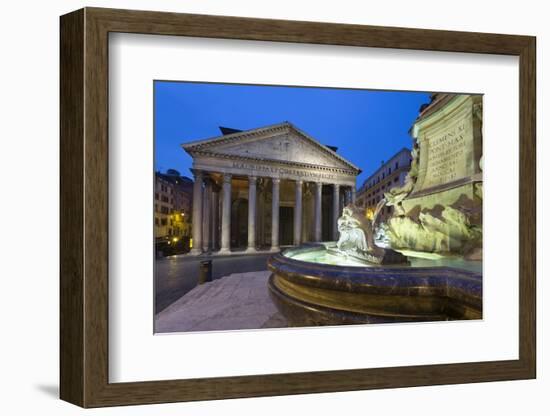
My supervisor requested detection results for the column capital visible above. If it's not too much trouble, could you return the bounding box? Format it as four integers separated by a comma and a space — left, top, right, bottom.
222, 173, 232, 184
295, 179, 304, 185
191, 169, 203, 180
272, 177, 281, 185
248, 175, 258, 183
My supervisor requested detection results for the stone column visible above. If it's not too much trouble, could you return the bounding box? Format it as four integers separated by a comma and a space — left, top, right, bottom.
202, 178, 212, 252
219, 174, 232, 254
271, 178, 280, 251
294, 180, 303, 246
351, 186, 357, 204
210, 187, 219, 251
314, 182, 323, 242
257, 179, 266, 246
332, 183, 340, 241
303, 184, 314, 242
246, 175, 257, 253
190, 170, 203, 255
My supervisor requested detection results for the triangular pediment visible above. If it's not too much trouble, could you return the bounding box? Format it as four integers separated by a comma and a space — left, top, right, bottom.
182, 122, 360, 173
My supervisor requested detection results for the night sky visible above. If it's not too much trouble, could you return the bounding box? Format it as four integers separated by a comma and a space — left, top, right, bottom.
154, 81, 430, 185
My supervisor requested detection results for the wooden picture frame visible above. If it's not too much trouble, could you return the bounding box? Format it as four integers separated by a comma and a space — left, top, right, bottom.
60, 7, 536, 408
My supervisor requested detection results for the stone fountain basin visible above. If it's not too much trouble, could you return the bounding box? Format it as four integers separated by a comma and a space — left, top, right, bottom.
267, 244, 482, 326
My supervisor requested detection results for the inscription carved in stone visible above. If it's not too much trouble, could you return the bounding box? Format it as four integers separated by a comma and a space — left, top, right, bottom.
422, 121, 469, 188
414, 102, 476, 193
231, 161, 339, 181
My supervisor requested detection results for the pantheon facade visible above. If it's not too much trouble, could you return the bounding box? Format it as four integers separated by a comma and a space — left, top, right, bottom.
182, 122, 360, 255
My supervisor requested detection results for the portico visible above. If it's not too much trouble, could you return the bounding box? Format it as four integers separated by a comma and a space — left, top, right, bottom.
183, 122, 360, 255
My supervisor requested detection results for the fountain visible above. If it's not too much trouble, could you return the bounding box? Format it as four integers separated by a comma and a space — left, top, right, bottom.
267, 203, 482, 326
268, 94, 485, 326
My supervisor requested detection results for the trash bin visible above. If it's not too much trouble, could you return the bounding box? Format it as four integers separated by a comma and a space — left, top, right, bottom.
199, 260, 212, 285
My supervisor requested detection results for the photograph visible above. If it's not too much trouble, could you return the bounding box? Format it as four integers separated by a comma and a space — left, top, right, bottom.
153, 81, 483, 333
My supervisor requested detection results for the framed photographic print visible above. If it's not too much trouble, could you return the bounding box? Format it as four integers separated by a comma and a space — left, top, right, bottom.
60, 7, 536, 408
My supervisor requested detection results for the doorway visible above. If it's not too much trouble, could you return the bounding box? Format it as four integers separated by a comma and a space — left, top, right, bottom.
231, 198, 248, 248
279, 206, 294, 246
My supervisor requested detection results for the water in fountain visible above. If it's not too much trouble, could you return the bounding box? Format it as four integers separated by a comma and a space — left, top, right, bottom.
283, 200, 481, 274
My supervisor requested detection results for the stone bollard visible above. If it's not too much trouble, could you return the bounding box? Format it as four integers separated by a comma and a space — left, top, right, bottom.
198, 260, 212, 285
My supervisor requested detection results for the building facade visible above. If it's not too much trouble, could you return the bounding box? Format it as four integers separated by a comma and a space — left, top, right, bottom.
182, 122, 361, 255
356, 148, 412, 223
154, 169, 193, 241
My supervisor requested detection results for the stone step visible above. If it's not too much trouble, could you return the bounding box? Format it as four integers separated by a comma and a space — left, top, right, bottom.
155, 270, 283, 333
160, 279, 218, 313
172, 274, 241, 310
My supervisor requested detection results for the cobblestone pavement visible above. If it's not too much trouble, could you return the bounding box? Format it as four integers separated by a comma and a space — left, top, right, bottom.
154, 271, 288, 333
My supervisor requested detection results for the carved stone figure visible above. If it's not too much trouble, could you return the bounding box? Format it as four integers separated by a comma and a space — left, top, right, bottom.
333, 204, 408, 265
382, 142, 419, 216
386, 206, 482, 254
374, 222, 391, 247
336, 205, 370, 254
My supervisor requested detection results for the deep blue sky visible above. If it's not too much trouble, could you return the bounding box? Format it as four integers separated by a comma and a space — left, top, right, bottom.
154, 81, 430, 185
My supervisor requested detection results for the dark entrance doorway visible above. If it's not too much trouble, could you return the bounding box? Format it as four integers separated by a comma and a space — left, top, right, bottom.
231, 198, 248, 248
322, 187, 333, 241
279, 206, 294, 246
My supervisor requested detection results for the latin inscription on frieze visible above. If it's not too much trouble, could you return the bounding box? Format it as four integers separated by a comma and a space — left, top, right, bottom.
231, 161, 339, 181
